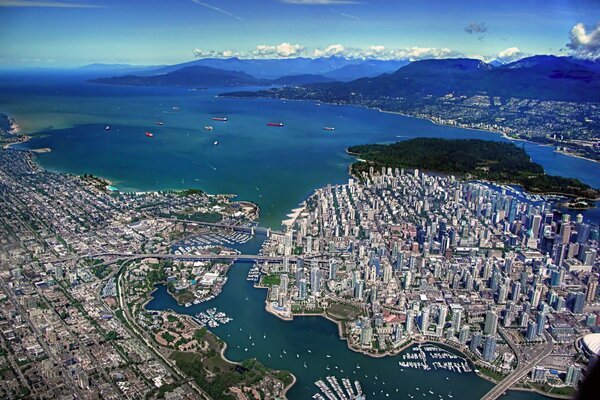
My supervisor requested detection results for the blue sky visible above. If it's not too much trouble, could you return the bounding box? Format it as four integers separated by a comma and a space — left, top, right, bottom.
1, 0, 599, 67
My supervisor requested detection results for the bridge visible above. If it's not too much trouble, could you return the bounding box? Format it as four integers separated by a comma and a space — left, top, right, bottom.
159, 218, 285, 236
480, 331, 554, 400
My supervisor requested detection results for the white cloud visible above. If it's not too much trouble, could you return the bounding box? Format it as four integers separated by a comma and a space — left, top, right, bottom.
391, 47, 460, 60
313, 44, 346, 57
496, 47, 523, 62
0, 0, 101, 7
193, 49, 240, 58
190, 0, 243, 21
567, 21, 600, 60
253, 42, 305, 58
193, 43, 466, 61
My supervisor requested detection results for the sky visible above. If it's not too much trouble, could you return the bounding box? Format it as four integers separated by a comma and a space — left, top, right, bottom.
0, 0, 599, 68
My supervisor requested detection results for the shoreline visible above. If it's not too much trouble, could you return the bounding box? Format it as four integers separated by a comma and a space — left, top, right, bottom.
233, 92, 599, 165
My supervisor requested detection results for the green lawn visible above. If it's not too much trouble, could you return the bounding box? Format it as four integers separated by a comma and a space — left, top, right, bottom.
261, 274, 280, 286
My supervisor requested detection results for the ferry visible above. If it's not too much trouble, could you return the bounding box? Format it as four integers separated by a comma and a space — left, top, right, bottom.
267, 122, 284, 127
204, 125, 214, 131
154, 121, 164, 126
212, 117, 227, 121
323, 127, 335, 131
145, 131, 154, 138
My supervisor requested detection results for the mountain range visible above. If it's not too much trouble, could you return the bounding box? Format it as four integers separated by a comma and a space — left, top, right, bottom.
222, 55, 600, 103
89, 55, 600, 103
87, 56, 409, 87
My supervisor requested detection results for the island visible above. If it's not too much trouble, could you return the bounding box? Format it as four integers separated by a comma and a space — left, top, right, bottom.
347, 138, 600, 200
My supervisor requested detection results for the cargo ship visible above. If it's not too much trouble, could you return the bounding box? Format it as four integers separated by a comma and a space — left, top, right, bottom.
323, 127, 335, 131
145, 131, 154, 138
154, 121, 164, 126
267, 122, 284, 127
212, 117, 227, 122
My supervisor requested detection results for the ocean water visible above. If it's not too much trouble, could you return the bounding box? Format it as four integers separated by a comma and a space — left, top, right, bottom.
0, 71, 593, 399
1, 72, 598, 229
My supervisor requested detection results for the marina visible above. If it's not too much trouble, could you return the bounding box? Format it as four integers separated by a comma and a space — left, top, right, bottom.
314, 376, 365, 400
246, 265, 261, 282
171, 231, 252, 255
194, 307, 232, 328
397, 345, 472, 373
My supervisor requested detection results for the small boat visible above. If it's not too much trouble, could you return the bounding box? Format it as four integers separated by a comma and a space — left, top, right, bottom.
204, 125, 214, 130
212, 117, 227, 121
105, 125, 110, 131
172, 106, 179, 111
145, 131, 154, 137
326, 354, 331, 358
303, 362, 307, 368
267, 122, 284, 127
155, 121, 164, 126
296, 354, 299, 358
323, 127, 335, 131
307, 349, 312, 353
213, 141, 218, 146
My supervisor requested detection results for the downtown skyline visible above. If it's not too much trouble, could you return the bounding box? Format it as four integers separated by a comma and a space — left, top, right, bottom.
0, 0, 599, 68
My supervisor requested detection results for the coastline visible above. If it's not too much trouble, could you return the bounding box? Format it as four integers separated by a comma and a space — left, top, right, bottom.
237, 93, 599, 165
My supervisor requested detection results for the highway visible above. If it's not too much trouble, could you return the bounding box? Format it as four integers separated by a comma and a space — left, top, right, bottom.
48, 251, 329, 265
480, 331, 554, 400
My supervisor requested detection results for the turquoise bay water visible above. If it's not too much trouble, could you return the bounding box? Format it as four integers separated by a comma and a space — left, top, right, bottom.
2, 73, 598, 229
1, 72, 593, 399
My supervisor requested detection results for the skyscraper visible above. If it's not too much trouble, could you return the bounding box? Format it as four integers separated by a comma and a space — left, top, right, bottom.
310, 266, 321, 293
484, 310, 498, 336
565, 365, 581, 387
482, 336, 496, 361
526, 320, 538, 341
459, 325, 470, 344
419, 307, 430, 332
451, 307, 462, 331
586, 277, 598, 303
